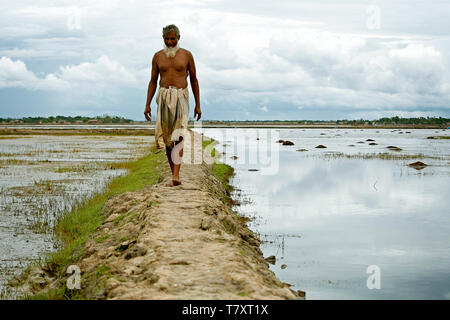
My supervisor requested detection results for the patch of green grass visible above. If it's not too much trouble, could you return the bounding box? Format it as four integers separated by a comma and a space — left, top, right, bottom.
23, 285, 84, 300
116, 235, 128, 244
211, 162, 234, 194
126, 212, 139, 224
202, 139, 216, 158
113, 214, 126, 226
95, 234, 111, 244
95, 264, 111, 280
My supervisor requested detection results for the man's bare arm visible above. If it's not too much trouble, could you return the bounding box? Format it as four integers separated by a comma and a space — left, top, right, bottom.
144, 54, 159, 121
188, 51, 201, 121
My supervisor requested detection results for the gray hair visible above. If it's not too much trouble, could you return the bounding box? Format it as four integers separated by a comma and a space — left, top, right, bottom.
162, 24, 180, 37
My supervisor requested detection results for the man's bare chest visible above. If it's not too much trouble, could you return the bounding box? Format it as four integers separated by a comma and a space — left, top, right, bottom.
158, 55, 188, 73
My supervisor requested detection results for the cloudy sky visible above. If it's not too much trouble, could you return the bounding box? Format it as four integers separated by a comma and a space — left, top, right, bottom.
1, 0, 449, 121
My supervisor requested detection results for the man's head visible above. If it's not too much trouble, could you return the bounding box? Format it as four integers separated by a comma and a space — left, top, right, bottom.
162, 24, 180, 48
162, 24, 180, 58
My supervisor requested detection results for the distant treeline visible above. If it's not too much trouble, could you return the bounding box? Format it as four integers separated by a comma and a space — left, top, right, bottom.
1, 115, 449, 126
372, 116, 449, 125
204, 116, 450, 125
0, 115, 133, 124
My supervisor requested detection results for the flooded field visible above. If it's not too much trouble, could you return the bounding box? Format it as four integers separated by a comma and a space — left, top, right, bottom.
195, 127, 450, 299
0, 134, 153, 297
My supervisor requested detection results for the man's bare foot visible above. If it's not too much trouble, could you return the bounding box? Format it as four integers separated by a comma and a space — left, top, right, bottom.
166, 179, 182, 187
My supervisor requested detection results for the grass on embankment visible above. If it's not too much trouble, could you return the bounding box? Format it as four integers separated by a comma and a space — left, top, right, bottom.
202, 139, 235, 201
17, 145, 166, 299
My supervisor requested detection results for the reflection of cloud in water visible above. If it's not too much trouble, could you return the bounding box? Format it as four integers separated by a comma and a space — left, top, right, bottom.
244, 155, 448, 222
200, 127, 450, 299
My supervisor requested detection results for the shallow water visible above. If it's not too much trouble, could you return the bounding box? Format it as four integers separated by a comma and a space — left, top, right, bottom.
195, 128, 450, 300
0, 135, 152, 297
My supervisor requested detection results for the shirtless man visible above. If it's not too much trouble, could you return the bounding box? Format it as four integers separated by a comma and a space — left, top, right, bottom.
144, 24, 201, 186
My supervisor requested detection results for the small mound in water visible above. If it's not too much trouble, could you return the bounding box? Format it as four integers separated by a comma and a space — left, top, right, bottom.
277, 139, 285, 143
265, 255, 276, 265
357, 141, 365, 143
408, 161, 428, 170
387, 146, 402, 151
248, 169, 259, 172
427, 136, 450, 139
282, 140, 294, 145
369, 142, 378, 145
315, 145, 327, 148
296, 149, 308, 152
230, 155, 238, 160
366, 139, 375, 141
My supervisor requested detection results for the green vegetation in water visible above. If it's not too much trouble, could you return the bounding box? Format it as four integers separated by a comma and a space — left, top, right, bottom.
0, 136, 31, 139
17, 145, 165, 300
312, 152, 446, 160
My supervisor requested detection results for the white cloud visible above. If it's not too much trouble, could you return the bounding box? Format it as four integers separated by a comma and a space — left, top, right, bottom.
0, 55, 145, 91
0, 56, 69, 90
57, 55, 140, 86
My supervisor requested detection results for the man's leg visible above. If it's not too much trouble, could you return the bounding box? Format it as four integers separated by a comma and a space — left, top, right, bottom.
172, 136, 184, 185
165, 145, 174, 175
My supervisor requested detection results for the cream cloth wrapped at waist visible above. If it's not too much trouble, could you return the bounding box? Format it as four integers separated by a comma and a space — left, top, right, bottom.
154, 86, 189, 149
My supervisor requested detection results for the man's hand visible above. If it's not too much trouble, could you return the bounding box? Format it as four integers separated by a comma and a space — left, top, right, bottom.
194, 105, 202, 121
144, 105, 151, 121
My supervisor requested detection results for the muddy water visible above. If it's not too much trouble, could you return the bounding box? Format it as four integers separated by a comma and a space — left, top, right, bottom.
0, 135, 152, 297
194, 128, 450, 299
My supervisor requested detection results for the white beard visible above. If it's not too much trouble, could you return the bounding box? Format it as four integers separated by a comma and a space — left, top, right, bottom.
163, 44, 180, 58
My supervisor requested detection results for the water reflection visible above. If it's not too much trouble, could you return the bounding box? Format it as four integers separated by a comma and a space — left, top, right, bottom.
195, 128, 450, 300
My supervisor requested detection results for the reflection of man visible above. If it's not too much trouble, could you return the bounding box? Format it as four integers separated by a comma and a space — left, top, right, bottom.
144, 24, 201, 186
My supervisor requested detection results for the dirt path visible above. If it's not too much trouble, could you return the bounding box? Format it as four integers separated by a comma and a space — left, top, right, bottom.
17, 131, 304, 299
81, 163, 304, 298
